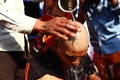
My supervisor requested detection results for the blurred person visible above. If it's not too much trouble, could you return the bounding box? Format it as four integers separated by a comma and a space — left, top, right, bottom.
77, 0, 120, 80
25, 0, 100, 80
0, 0, 80, 80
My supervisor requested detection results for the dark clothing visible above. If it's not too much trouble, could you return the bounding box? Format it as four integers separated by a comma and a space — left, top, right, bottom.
25, 49, 97, 80
25, 49, 65, 80
24, 1, 42, 19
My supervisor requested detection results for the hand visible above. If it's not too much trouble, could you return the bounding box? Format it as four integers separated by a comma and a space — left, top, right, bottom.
52, 21, 89, 66
37, 74, 63, 80
33, 17, 80, 40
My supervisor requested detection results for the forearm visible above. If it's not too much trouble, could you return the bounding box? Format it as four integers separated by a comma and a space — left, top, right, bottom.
0, 0, 37, 34
0, 9, 37, 34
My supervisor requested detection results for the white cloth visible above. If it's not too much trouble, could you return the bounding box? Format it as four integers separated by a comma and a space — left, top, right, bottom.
0, 0, 37, 51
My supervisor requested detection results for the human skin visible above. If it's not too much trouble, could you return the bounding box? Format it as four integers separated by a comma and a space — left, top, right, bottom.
33, 17, 80, 40
42, 0, 89, 66
37, 74, 63, 80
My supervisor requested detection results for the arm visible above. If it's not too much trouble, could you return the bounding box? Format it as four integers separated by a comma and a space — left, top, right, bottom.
0, 0, 80, 40
0, 0, 36, 34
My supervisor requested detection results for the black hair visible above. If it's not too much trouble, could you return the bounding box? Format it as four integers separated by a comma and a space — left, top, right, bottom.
85, 0, 100, 4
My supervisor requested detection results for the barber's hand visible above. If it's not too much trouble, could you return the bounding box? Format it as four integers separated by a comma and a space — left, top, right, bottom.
33, 17, 80, 40
37, 74, 63, 80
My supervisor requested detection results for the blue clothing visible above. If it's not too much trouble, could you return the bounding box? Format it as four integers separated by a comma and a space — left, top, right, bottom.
85, 0, 120, 54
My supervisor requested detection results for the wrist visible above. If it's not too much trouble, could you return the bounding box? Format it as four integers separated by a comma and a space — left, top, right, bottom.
33, 19, 46, 35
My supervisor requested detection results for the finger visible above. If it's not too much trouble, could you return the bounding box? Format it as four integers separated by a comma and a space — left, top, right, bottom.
66, 21, 81, 31
54, 26, 76, 39
47, 19, 76, 40
48, 30, 68, 40
55, 17, 68, 24
43, 23, 69, 40
54, 20, 78, 37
